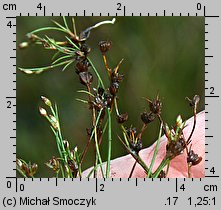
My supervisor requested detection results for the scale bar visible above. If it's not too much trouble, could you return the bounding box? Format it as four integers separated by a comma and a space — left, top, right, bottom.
205, 16, 220, 18
205, 95, 220, 98
6, 97, 16, 99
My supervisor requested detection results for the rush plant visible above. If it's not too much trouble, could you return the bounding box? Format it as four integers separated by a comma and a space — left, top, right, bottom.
17, 17, 202, 178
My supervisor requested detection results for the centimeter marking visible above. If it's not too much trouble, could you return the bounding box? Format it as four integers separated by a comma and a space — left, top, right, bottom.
4, 3, 220, 193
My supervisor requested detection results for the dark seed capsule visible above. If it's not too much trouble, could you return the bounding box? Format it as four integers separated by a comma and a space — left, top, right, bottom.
158, 170, 166, 178
131, 138, 142, 154
186, 95, 200, 107
111, 73, 124, 83
149, 98, 162, 115
104, 94, 112, 108
187, 149, 202, 166
141, 112, 155, 124
117, 113, 128, 124
166, 138, 186, 159
80, 43, 91, 56
79, 72, 93, 86
109, 82, 119, 95
99, 41, 112, 54
98, 87, 105, 96
75, 59, 90, 74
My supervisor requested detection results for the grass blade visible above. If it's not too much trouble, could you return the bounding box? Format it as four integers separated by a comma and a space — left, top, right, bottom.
28, 27, 67, 35
62, 60, 74, 71
77, 90, 95, 97
106, 108, 112, 178
147, 123, 163, 178
52, 55, 73, 64
19, 60, 72, 74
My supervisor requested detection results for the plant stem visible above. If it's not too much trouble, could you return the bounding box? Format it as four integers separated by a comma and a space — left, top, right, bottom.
117, 135, 150, 175
80, 109, 103, 167
188, 164, 191, 178
165, 161, 171, 177
106, 108, 112, 178
128, 161, 137, 178
186, 109, 197, 145
88, 58, 105, 89
152, 157, 171, 178
147, 123, 163, 178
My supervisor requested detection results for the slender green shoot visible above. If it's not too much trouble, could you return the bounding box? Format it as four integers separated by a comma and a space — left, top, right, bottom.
147, 123, 163, 178
106, 108, 112, 178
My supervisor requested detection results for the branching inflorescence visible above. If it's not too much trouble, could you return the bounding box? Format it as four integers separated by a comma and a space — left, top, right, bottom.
17, 17, 202, 178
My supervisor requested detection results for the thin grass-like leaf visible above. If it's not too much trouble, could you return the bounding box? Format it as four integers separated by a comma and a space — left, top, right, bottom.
77, 90, 95, 97
62, 60, 74, 71
76, 98, 89, 104
28, 27, 67, 35
19, 60, 72, 74
63, 16, 70, 31
45, 36, 74, 54
147, 123, 163, 178
52, 20, 68, 32
65, 36, 79, 50
72, 17, 77, 36
106, 108, 112, 178
52, 51, 61, 61
52, 55, 73, 64
88, 58, 104, 89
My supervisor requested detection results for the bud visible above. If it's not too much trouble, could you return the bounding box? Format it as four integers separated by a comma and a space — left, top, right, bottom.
31, 163, 38, 175
176, 115, 183, 128
26, 33, 38, 42
39, 107, 47, 117
18, 42, 29, 49
117, 113, 128, 124
163, 123, 171, 139
16, 158, 23, 168
22, 70, 33, 74
74, 146, 78, 153
193, 95, 200, 106
41, 96, 52, 107
49, 115, 59, 130
63, 140, 70, 151
99, 41, 112, 54
45, 156, 60, 172
186, 95, 200, 108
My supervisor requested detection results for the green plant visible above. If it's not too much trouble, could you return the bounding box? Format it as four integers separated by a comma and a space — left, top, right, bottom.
17, 17, 202, 178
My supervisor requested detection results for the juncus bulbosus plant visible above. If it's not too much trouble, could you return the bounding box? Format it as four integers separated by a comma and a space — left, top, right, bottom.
17, 17, 202, 178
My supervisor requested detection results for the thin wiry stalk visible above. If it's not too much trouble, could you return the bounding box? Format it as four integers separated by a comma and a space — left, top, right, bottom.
147, 123, 163, 178
106, 108, 112, 178
88, 58, 105, 89
152, 157, 170, 178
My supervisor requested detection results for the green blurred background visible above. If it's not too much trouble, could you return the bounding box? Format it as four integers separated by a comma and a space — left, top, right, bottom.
17, 17, 204, 177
